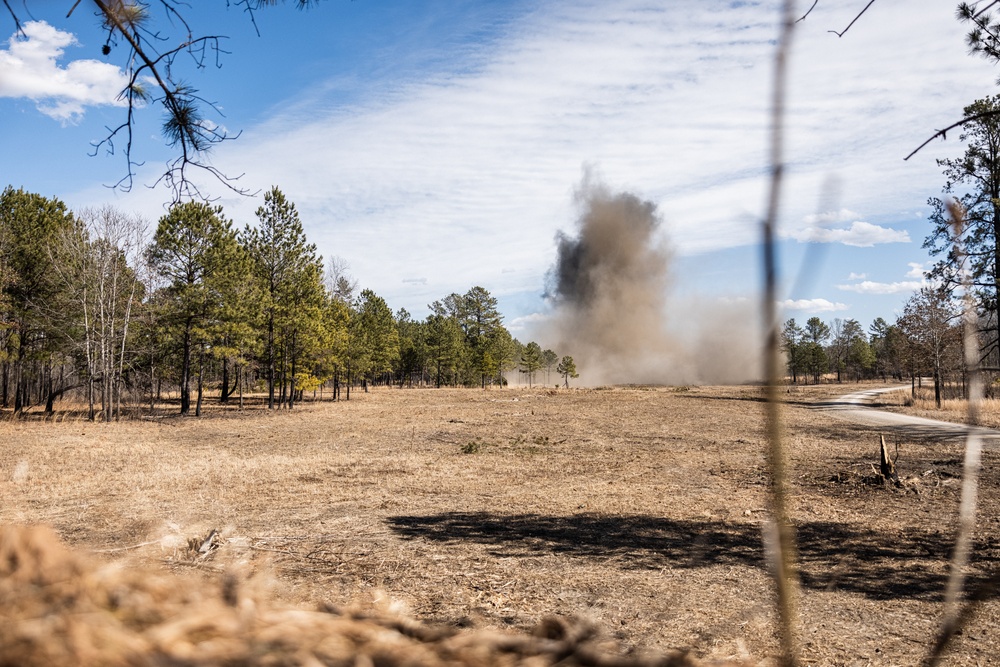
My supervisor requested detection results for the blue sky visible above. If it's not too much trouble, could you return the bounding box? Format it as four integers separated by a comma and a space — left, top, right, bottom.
1, 0, 998, 342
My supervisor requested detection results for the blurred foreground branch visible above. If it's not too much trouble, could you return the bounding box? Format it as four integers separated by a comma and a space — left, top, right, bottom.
762, 0, 800, 665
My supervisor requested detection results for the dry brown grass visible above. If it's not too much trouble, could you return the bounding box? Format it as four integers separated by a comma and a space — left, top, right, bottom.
1, 385, 998, 665
0, 524, 713, 667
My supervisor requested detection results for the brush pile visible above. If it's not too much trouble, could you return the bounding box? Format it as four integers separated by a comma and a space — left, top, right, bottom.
0, 524, 718, 667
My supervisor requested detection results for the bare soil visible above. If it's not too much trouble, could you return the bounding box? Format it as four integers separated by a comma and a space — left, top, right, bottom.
2, 384, 998, 666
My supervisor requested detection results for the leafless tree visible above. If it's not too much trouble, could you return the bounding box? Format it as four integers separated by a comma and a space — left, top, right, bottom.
51, 206, 148, 419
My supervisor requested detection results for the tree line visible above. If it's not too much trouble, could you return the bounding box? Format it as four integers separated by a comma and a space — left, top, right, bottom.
784, 88, 1000, 409
781, 286, 964, 407
0, 185, 579, 419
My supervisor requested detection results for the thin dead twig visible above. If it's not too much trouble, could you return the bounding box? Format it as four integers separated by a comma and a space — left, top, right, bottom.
828, 0, 876, 37
796, 0, 818, 22
90, 539, 161, 554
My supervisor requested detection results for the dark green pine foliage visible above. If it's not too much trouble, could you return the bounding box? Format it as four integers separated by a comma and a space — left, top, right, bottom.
349, 289, 400, 390
244, 187, 326, 409
925, 96, 1000, 363
520, 341, 543, 388
556, 355, 579, 388
424, 300, 465, 387
146, 201, 244, 415
461, 286, 505, 388
0, 187, 78, 413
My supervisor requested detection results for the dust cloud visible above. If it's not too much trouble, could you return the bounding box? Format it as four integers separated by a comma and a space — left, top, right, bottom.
538, 174, 761, 386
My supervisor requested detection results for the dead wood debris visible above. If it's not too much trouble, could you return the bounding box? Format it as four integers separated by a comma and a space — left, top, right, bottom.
0, 524, 746, 667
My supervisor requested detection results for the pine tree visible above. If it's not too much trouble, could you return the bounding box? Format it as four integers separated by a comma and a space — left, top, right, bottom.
425, 300, 465, 387
350, 289, 400, 390
0, 187, 77, 414
925, 95, 1000, 364
556, 355, 579, 388
244, 186, 325, 409
460, 286, 506, 388
781, 318, 805, 384
146, 201, 242, 415
395, 308, 427, 387
520, 341, 543, 388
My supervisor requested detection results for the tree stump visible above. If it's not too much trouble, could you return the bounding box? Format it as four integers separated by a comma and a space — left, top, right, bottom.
879, 435, 899, 485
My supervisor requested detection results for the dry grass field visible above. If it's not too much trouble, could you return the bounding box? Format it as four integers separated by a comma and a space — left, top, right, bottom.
2, 384, 999, 665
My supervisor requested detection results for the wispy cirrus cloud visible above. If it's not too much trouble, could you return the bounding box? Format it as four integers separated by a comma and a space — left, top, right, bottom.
0, 21, 129, 122
61, 0, 996, 325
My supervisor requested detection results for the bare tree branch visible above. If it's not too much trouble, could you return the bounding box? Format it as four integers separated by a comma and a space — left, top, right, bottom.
905, 109, 1000, 161
3, 0, 24, 35
763, 1, 801, 666
796, 0, 818, 23
828, 0, 876, 38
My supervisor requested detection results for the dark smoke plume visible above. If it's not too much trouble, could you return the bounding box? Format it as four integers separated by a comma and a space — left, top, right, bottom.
541, 173, 759, 385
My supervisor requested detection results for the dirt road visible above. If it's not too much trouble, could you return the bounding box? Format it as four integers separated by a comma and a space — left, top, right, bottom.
816, 385, 1000, 446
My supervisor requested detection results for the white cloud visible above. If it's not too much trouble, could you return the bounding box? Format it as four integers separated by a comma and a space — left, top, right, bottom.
905, 261, 928, 279
781, 298, 849, 313
0, 21, 128, 121
509, 312, 549, 332
847, 272, 867, 280
836, 280, 923, 295
784, 221, 910, 247
803, 209, 862, 225
401, 277, 428, 285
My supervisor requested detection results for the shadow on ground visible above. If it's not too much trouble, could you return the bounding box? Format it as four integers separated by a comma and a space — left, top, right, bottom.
387, 512, 998, 602
676, 393, 818, 408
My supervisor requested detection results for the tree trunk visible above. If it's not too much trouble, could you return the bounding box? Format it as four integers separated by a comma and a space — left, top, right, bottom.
934, 363, 942, 409
45, 382, 82, 416
289, 334, 296, 410
149, 357, 156, 415
221, 356, 230, 403
180, 319, 192, 415
195, 347, 205, 417
13, 349, 24, 415
992, 195, 1000, 367
267, 313, 275, 410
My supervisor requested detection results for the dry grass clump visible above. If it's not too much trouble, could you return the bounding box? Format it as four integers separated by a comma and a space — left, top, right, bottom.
0, 524, 723, 667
